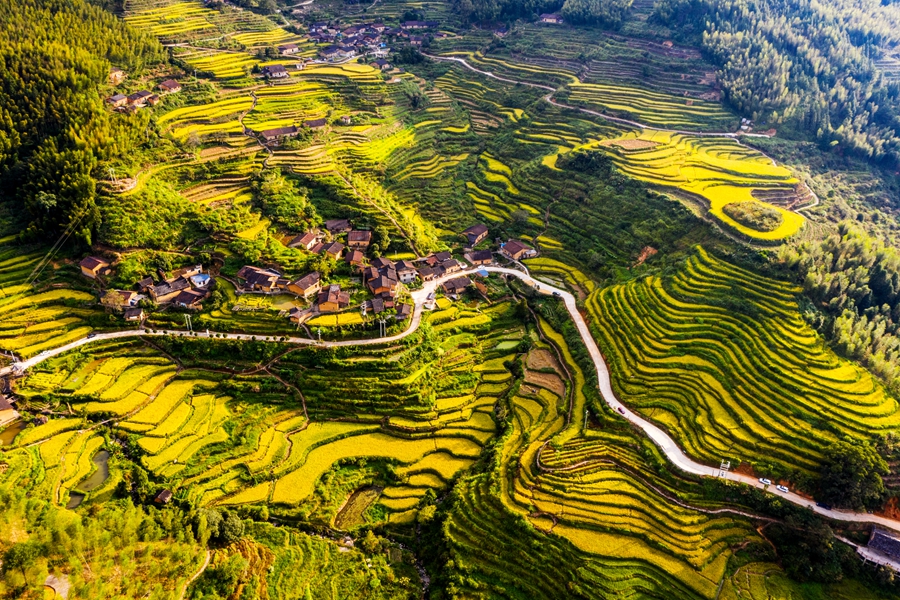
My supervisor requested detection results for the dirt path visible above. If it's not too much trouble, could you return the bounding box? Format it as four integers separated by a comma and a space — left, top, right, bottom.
181, 550, 212, 599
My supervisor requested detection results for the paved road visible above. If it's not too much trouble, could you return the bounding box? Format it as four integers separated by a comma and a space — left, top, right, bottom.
2, 266, 897, 529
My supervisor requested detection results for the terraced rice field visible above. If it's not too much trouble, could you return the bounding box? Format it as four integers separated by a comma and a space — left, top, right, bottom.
442, 313, 757, 599
0, 238, 100, 358
587, 247, 900, 473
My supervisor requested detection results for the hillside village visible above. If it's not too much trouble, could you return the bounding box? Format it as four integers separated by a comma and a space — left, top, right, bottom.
79, 221, 535, 334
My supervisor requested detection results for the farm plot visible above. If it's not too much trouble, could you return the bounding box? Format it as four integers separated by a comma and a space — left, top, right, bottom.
587, 247, 900, 474
442, 314, 758, 600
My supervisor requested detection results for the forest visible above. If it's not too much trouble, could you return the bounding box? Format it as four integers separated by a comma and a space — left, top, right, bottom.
652, 0, 900, 166
0, 0, 164, 244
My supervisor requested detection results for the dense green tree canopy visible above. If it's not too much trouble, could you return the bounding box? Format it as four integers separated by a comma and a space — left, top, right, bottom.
0, 0, 164, 243
819, 438, 889, 509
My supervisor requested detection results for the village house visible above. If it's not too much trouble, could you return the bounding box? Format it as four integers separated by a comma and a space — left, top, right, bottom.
136, 276, 154, 292
366, 297, 385, 314
109, 67, 126, 85
148, 277, 191, 303
170, 265, 203, 280
425, 251, 452, 267
106, 94, 128, 108
347, 230, 372, 250
401, 20, 439, 29
396, 303, 412, 320
319, 241, 344, 260
409, 35, 424, 47
466, 250, 493, 266
158, 79, 182, 94
367, 274, 398, 297
154, 489, 173, 504
493, 25, 509, 37
124, 307, 145, 322
304, 118, 328, 130
146, 94, 161, 106
127, 90, 153, 105
325, 218, 352, 234
373, 59, 391, 71
101, 290, 140, 310
173, 289, 207, 310
869, 529, 900, 560
418, 266, 436, 281
463, 223, 488, 246
236, 265, 286, 292
262, 64, 289, 78
396, 260, 418, 283
189, 273, 212, 289
540, 13, 564, 24
0, 395, 20, 428
501, 239, 537, 261
371, 257, 394, 270
289, 230, 320, 250
440, 258, 463, 274
443, 276, 472, 296
287, 271, 322, 298
288, 307, 304, 323
79, 256, 111, 279
278, 43, 300, 55
260, 125, 299, 143
320, 45, 342, 61
317, 285, 351, 312
340, 114, 352, 125
345, 250, 366, 268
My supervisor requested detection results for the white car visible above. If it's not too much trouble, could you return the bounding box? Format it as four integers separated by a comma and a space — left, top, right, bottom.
759, 478, 772, 485
776, 485, 789, 493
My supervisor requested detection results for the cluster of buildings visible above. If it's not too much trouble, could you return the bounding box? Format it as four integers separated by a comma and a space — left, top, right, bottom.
75, 218, 536, 329
104, 73, 182, 114
81, 256, 214, 322
311, 19, 441, 61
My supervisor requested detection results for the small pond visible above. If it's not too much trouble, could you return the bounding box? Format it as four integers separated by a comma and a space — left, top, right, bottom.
0, 420, 26, 446
66, 450, 110, 509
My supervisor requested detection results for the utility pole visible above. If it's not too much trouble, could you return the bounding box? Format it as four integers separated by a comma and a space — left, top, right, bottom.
184, 314, 192, 332
107, 166, 118, 186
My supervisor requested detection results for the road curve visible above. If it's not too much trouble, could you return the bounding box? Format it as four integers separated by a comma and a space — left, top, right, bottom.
1, 266, 896, 529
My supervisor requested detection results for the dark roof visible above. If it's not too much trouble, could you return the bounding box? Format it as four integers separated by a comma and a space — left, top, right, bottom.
290, 231, 319, 247
369, 297, 384, 313
374, 59, 390, 67
503, 239, 532, 256
871, 529, 900, 559
173, 289, 205, 306
260, 125, 298, 139
154, 489, 173, 504
304, 118, 327, 128
321, 45, 341, 55
321, 241, 344, 256
470, 250, 493, 262
396, 260, 417, 271
396, 303, 412, 319
278, 43, 299, 50
348, 230, 372, 243
434, 251, 452, 262
292, 271, 321, 289
345, 250, 365, 264
158, 79, 181, 91
0, 395, 14, 412
263, 64, 287, 73
372, 257, 394, 270
325, 218, 351, 231
128, 90, 152, 102
124, 307, 144, 319
369, 275, 397, 290
443, 276, 472, 292
237, 265, 279, 280
107, 94, 127, 102
150, 277, 190, 297
464, 223, 488, 237
80, 256, 109, 270
318, 284, 350, 306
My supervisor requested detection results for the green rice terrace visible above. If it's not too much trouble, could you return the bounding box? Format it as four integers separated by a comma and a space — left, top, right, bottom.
4, 0, 900, 597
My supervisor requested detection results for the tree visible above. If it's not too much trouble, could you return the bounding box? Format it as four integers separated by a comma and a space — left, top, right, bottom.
1, 541, 42, 584
218, 511, 244, 545
819, 438, 889, 510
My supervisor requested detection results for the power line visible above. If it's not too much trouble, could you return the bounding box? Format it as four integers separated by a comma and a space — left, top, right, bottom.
26, 207, 90, 287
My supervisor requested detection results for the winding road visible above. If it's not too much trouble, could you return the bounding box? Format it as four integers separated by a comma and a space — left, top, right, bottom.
1, 265, 898, 531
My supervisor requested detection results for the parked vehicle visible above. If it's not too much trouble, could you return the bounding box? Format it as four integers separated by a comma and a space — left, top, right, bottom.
759, 478, 772, 485
776, 485, 789, 493
815, 502, 833, 510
